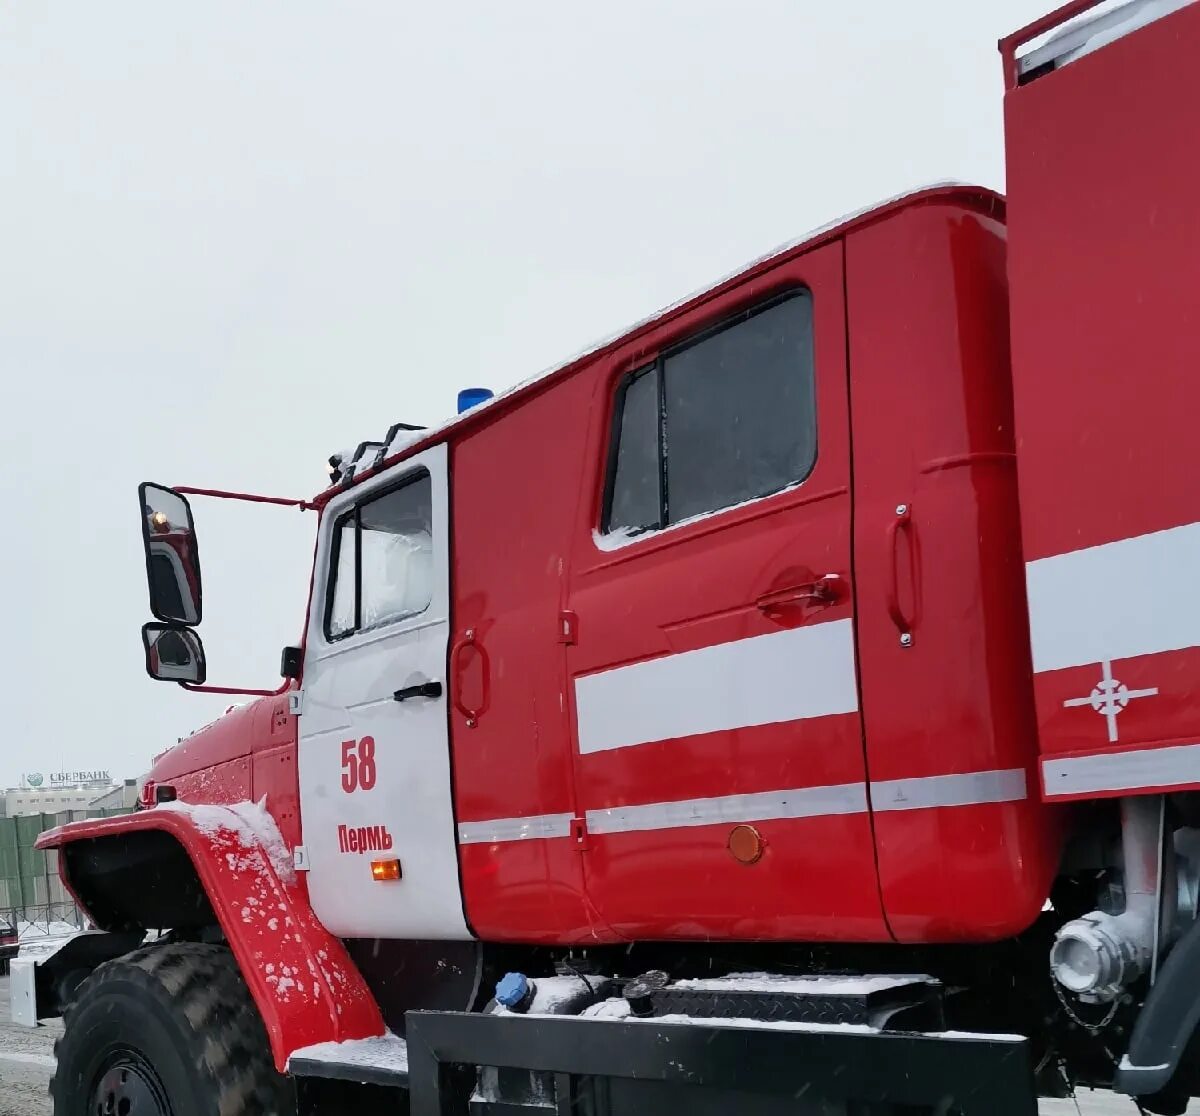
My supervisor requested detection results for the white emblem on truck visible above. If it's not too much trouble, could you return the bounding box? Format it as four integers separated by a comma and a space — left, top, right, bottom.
1062, 659, 1159, 742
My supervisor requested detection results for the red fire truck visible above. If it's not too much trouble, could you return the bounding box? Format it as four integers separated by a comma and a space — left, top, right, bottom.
19, 2, 1200, 1113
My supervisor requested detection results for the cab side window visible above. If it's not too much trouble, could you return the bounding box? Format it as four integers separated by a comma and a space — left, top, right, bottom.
326, 471, 433, 640
603, 290, 817, 535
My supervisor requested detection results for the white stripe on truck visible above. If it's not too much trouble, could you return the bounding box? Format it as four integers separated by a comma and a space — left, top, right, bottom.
573, 619, 859, 755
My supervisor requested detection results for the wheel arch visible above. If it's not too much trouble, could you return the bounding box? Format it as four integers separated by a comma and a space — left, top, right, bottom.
38, 807, 385, 1071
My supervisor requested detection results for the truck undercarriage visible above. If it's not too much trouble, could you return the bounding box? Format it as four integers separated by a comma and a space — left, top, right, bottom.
17, 903, 1197, 1115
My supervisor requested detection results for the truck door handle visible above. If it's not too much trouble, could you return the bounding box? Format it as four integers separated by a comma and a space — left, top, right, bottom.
756, 574, 843, 613
886, 503, 916, 646
393, 680, 443, 702
450, 630, 491, 726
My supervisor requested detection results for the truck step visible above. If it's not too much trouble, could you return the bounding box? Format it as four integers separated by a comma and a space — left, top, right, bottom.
286, 1033, 409, 1089
642, 972, 944, 1030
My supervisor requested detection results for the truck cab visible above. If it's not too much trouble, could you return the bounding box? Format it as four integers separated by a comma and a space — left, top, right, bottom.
139, 186, 1059, 954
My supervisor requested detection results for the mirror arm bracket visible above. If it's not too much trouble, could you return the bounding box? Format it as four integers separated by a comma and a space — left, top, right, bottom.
180, 681, 292, 697
172, 486, 315, 511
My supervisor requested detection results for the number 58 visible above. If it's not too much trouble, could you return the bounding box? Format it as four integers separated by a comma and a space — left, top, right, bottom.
341, 736, 377, 793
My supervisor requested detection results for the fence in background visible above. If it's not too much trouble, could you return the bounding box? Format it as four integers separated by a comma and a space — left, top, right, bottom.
1, 902, 88, 937
0, 808, 132, 927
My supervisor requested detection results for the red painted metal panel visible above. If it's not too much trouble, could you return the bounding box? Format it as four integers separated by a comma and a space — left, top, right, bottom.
37, 809, 383, 1072
575, 717, 856, 812
149, 700, 259, 784
448, 374, 595, 942
251, 695, 302, 851
561, 239, 888, 943
456, 843, 606, 945
172, 756, 250, 806
149, 697, 303, 868
1035, 648, 1200, 760
1007, 4, 1200, 561
582, 813, 884, 942
1006, 2, 1200, 789
847, 202, 1063, 942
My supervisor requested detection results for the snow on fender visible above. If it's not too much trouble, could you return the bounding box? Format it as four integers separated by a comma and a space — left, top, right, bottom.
36, 797, 386, 1071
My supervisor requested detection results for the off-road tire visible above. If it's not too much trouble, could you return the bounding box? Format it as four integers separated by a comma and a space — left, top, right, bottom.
51, 941, 293, 1116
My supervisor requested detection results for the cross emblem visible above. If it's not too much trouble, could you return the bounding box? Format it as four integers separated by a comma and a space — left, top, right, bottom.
1062, 659, 1158, 743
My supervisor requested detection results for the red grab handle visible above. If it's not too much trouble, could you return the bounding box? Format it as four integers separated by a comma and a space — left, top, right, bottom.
886, 504, 916, 643
450, 630, 490, 725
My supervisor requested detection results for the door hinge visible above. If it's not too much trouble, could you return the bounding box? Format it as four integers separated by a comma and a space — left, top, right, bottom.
571, 816, 589, 851
558, 610, 578, 645
292, 845, 310, 872
288, 690, 304, 716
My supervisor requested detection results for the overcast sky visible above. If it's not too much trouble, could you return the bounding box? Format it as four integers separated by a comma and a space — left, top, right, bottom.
0, 1, 1060, 789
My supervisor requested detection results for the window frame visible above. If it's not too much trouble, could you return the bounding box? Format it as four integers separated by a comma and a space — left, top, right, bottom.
323, 467, 433, 642
601, 287, 817, 538
601, 364, 665, 536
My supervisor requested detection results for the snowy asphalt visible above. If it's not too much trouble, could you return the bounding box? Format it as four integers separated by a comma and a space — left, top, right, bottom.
0, 978, 60, 1116
0, 976, 1184, 1115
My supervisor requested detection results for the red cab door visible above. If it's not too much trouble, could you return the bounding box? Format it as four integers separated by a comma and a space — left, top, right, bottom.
564, 241, 887, 942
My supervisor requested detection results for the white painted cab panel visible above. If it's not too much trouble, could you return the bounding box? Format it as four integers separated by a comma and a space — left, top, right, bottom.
298, 443, 470, 940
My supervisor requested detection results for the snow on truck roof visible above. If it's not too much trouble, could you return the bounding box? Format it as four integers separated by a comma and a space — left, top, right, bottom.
1017, 0, 1197, 80
318, 181, 1001, 506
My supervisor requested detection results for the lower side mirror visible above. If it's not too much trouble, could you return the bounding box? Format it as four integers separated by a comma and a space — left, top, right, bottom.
142, 623, 207, 685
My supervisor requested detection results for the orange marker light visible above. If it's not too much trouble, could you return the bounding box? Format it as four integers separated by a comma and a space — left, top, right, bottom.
728, 824, 765, 865
371, 859, 402, 881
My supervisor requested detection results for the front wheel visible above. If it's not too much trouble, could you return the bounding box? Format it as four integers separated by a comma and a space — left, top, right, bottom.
51, 941, 293, 1116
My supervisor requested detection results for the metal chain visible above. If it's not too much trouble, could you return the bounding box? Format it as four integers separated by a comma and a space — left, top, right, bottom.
1050, 966, 1121, 1034
1047, 970, 1154, 1112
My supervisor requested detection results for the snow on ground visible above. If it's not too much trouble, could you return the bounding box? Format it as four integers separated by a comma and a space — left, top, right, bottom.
16, 922, 80, 941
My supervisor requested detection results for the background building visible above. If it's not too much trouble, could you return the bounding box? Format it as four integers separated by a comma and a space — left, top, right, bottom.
0, 772, 141, 925
2, 771, 125, 818
88, 779, 141, 811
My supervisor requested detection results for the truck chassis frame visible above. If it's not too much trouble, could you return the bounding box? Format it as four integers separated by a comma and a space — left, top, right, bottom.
374, 1012, 1039, 1116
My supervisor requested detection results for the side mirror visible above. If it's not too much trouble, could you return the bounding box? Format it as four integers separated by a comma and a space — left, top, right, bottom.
139, 482, 202, 625
142, 623, 207, 685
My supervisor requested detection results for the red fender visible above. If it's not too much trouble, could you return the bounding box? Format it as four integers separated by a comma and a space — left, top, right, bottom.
37, 802, 385, 1071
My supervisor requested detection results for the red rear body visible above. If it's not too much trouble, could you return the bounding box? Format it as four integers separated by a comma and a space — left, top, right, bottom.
1005, 1, 1200, 802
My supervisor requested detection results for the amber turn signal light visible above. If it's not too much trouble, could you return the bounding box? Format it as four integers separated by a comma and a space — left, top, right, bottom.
371, 859, 402, 881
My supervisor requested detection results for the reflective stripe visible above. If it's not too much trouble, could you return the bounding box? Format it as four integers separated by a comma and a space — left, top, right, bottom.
869, 769, 1027, 812
458, 769, 1033, 844
585, 783, 868, 836
1026, 521, 1200, 673
1043, 744, 1200, 797
457, 812, 574, 844
574, 619, 859, 755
